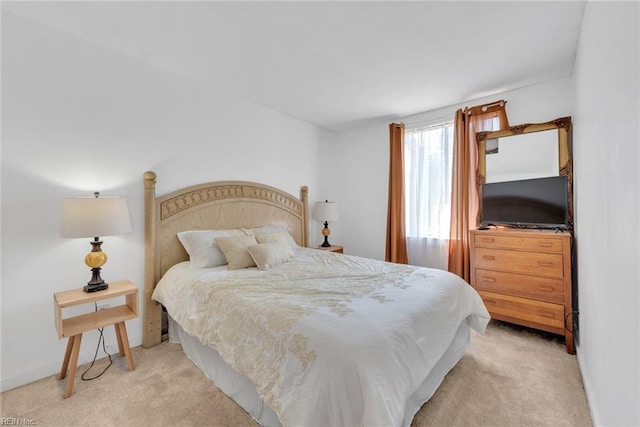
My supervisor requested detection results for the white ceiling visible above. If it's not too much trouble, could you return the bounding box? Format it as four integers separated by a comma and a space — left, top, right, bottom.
3, 1, 586, 132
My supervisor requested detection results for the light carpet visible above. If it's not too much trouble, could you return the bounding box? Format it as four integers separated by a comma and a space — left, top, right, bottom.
1, 320, 592, 426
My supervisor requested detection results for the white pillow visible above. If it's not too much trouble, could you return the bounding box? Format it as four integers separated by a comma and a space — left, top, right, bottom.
177, 229, 244, 269
244, 224, 299, 250
247, 241, 295, 270
215, 235, 259, 270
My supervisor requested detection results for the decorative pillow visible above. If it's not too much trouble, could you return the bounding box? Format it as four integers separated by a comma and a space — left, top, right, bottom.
215, 235, 259, 269
247, 241, 295, 270
177, 229, 244, 269
244, 224, 299, 250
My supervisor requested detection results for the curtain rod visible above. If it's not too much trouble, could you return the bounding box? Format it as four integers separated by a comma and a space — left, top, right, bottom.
481, 100, 506, 111
465, 100, 507, 115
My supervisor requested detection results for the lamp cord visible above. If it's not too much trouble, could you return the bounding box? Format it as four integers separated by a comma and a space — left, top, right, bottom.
81, 303, 113, 381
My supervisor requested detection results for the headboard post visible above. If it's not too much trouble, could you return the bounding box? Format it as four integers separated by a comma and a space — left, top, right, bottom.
143, 171, 162, 348
301, 186, 309, 247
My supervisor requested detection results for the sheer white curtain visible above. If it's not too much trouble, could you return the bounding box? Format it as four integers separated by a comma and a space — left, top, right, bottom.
404, 122, 454, 269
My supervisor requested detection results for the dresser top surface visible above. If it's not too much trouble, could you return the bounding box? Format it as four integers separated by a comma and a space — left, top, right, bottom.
472, 228, 571, 239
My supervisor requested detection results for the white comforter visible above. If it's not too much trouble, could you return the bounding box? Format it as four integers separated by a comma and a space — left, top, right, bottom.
152, 248, 489, 427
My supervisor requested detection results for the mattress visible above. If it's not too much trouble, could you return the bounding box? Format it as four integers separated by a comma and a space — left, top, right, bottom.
153, 248, 489, 426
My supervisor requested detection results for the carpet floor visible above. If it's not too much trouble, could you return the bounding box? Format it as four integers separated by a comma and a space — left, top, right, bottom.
1, 320, 592, 426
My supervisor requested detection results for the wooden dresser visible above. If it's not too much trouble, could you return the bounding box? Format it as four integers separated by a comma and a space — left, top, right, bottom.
470, 229, 574, 354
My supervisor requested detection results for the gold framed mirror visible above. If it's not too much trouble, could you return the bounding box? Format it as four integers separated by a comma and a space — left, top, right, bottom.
476, 116, 573, 227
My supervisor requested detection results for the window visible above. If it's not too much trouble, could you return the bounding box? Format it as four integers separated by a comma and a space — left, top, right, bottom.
403, 120, 454, 269
404, 121, 454, 239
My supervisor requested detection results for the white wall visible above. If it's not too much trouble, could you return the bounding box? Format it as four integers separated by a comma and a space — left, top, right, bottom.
1, 11, 331, 391
572, 2, 640, 426
323, 77, 574, 260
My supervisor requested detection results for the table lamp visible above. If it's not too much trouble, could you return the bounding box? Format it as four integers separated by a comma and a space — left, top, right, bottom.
61, 192, 132, 292
313, 200, 339, 247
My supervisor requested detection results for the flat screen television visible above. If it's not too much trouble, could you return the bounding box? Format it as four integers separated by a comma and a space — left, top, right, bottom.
481, 175, 569, 229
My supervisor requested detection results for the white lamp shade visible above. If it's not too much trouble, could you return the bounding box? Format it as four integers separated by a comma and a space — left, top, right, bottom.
61, 196, 132, 238
314, 201, 339, 222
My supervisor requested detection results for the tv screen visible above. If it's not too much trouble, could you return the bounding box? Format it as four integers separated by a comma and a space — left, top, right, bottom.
481, 176, 569, 229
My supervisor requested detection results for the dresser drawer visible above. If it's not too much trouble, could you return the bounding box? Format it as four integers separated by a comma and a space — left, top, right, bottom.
474, 233, 563, 253
474, 248, 564, 278
478, 290, 565, 331
474, 269, 564, 303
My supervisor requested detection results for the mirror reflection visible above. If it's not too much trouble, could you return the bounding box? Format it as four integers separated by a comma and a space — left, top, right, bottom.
485, 130, 559, 183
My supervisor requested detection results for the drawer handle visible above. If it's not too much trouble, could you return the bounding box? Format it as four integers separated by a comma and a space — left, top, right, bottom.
482, 255, 496, 261
482, 277, 496, 283
483, 298, 497, 305
537, 310, 556, 318
537, 261, 554, 267
482, 238, 495, 243
538, 285, 556, 292
537, 242, 553, 248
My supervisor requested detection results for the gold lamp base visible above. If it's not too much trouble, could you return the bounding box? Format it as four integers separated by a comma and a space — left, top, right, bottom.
321, 221, 332, 247
83, 238, 109, 293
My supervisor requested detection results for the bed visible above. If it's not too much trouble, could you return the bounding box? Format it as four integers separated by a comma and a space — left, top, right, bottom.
142, 171, 490, 427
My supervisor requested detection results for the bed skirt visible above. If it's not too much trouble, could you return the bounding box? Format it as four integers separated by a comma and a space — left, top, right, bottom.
169, 315, 472, 426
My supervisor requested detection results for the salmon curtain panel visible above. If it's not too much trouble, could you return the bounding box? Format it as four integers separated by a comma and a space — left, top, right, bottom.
447, 100, 509, 281
386, 123, 409, 264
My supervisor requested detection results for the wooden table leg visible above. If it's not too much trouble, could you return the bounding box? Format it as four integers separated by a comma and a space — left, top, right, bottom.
115, 322, 135, 371
114, 323, 125, 357
58, 336, 75, 380
63, 333, 82, 399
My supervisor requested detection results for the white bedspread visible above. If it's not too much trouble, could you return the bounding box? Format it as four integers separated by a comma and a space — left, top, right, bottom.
152, 248, 490, 427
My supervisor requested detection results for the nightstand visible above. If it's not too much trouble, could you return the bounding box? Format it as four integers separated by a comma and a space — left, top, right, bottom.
54, 279, 138, 398
316, 245, 343, 254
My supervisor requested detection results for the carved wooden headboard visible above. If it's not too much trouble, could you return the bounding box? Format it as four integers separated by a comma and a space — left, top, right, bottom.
142, 171, 309, 347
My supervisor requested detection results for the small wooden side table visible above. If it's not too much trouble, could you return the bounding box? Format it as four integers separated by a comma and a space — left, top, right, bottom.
316, 245, 343, 254
54, 279, 138, 398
